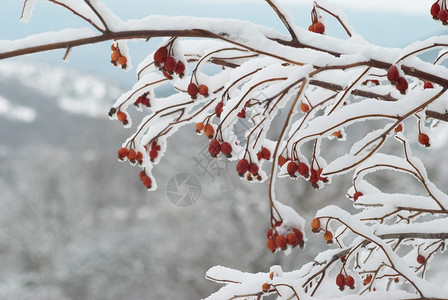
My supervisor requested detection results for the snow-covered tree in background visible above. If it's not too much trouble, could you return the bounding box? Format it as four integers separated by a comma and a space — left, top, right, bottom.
3, 0, 448, 299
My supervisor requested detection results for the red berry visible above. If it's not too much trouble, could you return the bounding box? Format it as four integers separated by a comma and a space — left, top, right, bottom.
257, 152, 263, 161
141, 175, 152, 189
220, 142, 232, 157
236, 159, 249, 176
439, 9, 448, 23
396, 77, 408, 93
431, 3, 441, 18
215, 101, 224, 117
164, 56, 176, 72
309, 169, 319, 184
395, 124, 403, 133
141, 97, 150, 107
198, 84, 209, 96
117, 111, 127, 122
336, 274, 345, 289
154, 47, 168, 63
188, 83, 199, 98
287, 161, 298, 176
118, 147, 128, 160
276, 235, 287, 250
249, 163, 259, 175
267, 228, 273, 239
417, 255, 426, 264
418, 133, 430, 147
150, 149, 158, 161
139, 170, 146, 179
208, 139, 221, 157
424, 81, 434, 89
286, 232, 298, 246
261, 147, 271, 160
293, 228, 303, 243
175, 61, 185, 75
345, 276, 355, 288
314, 22, 325, 34
127, 149, 137, 161
300, 102, 310, 113
387, 65, 399, 82
353, 191, 363, 201
237, 108, 246, 118
297, 162, 309, 177
136, 151, 143, 163
267, 238, 276, 252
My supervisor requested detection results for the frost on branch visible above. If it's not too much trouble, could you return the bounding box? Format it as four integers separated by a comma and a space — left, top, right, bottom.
4, 0, 448, 299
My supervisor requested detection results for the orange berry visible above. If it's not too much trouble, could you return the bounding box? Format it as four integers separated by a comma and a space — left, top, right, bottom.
300, 102, 310, 113
136, 151, 143, 164
287, 161, 298, 177
276, 235, 287, 250
198, 84, 209, 96
196, 122, 204, 133
332, 130, 342, 138
395, 124, 403, 133
111, 44, 117, 51
261, 283, 270, 292
308, 24, 315, 32
363, 275, 372, 286
111, 50, 120, 62
117, 111, 127, 122
118, 55, 127, 66
311, 218, 320, 232
204, 124, 215, 139
286, 232, 298, 246
141, 175, 152, 189
127, 149, 137, 161
323, 231, 333, 244
118, 147, 128, 160
269, 272, 274, 280
314, 22, 325, 34
267, 238, 276, 252
278, 155, 287, 167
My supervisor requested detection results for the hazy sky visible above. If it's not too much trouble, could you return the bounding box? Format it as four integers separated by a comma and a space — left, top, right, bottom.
0, 1, 443, 85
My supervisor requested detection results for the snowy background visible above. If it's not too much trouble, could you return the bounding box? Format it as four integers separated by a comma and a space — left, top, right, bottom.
0, 1, 447, 299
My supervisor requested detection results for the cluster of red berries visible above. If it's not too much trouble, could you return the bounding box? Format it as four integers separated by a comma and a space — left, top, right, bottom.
118, 147, 143, 165
387, 65, 408, 94
418, 133, 430, 147
266, 222, 304, 252
139, 170, 152, 189
153, 46, 186, 78
196, 122, 215, 139
134, 92, 150, 108
149, 141, 161, 162
431, 2, 448, 24
208, 139, 233, 158
311, 218, 334, 244
188, 83, 209, 99
111, 44, 127, 69
257, 147, 271, 161
308, 21, 325, 34
336, 273, 355, 290
236, 158, 261, 181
